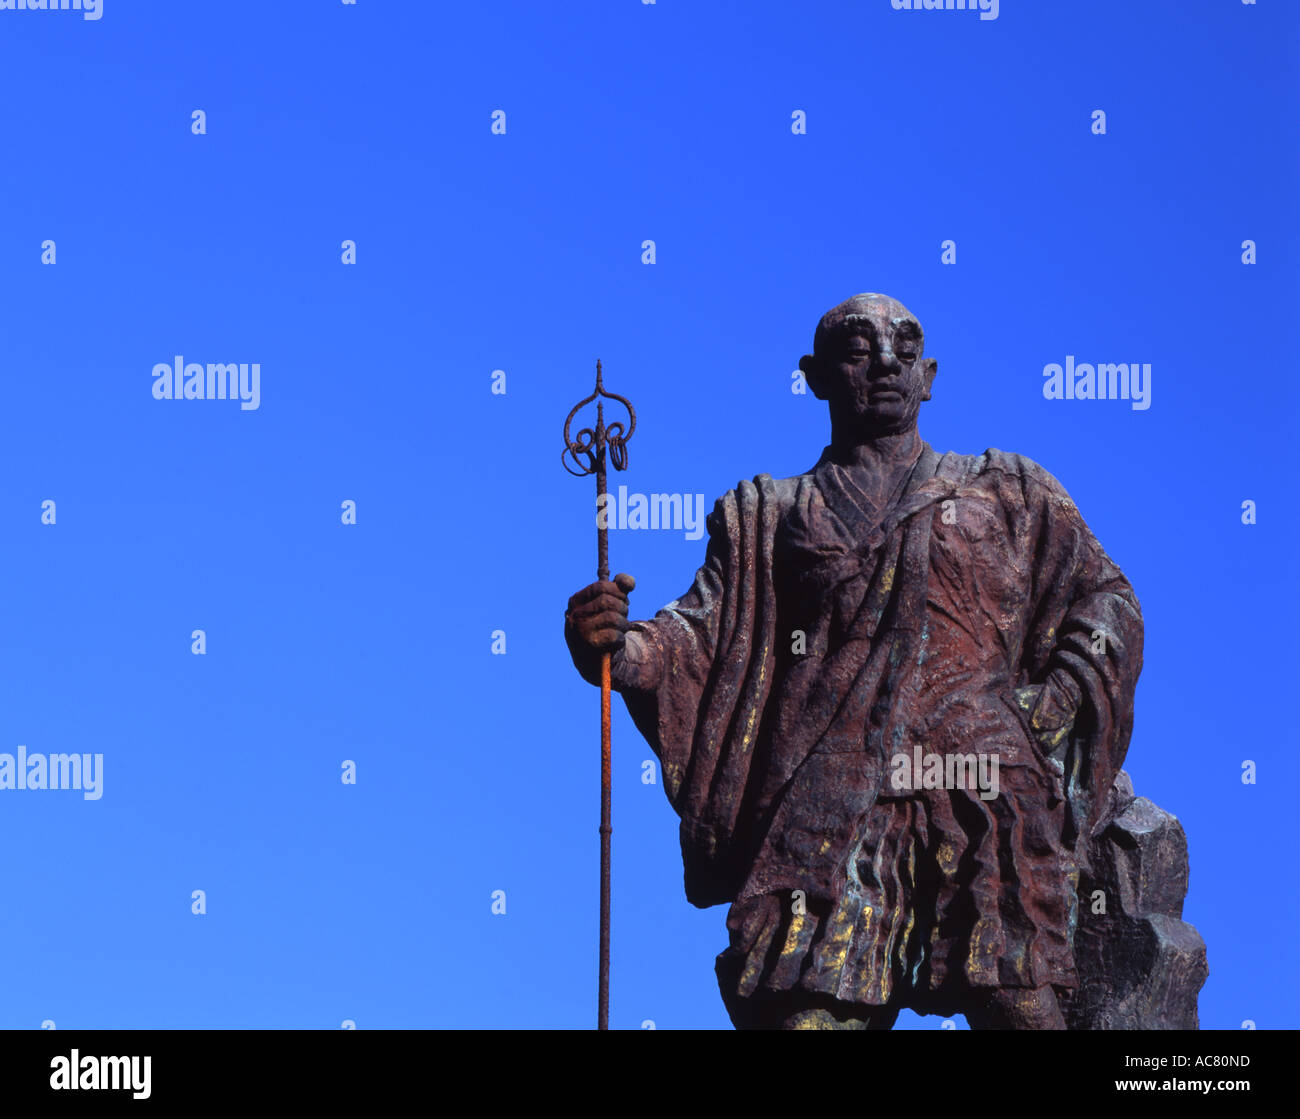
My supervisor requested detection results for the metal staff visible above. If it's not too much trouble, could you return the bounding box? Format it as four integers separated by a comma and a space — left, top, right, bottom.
562, 360, 636, 1031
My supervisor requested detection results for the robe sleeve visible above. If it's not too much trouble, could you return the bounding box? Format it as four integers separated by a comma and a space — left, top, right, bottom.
609, 517, 725, 801
613, 476, 783, 905
1012, 456, 1144, 848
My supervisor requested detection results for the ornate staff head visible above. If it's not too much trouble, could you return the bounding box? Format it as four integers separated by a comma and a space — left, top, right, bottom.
562, 360, 637, 478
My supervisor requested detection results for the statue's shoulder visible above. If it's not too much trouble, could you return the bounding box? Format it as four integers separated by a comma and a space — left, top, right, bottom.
945, 447, 1076, 506
699, 472, 806, 543
712, 471, 805, 508
759, 471, 807, 503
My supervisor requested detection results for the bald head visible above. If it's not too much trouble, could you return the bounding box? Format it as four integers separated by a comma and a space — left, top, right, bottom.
799, 293, 937, 439
812, 293, 924, 359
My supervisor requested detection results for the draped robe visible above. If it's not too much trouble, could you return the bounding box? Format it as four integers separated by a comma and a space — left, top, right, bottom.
613, 442, 1143, 1013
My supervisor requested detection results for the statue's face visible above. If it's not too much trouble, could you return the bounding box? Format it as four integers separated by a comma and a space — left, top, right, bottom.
818, 305, 934, 436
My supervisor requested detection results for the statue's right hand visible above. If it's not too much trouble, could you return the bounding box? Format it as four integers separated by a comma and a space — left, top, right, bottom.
565, 573, 636, 659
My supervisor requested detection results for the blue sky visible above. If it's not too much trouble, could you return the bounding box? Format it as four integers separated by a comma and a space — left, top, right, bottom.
0, 0, 1295, 1029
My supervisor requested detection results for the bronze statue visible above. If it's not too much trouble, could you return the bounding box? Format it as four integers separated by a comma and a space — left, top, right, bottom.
565, 294, 1206, 1029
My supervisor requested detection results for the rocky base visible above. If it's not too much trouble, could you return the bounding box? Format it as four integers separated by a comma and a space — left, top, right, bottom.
1061, 771, 1209, 1030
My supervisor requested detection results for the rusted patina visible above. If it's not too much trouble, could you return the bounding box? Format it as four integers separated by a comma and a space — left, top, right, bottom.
563, 361, 636, 1031
564, 297, 1206, 1029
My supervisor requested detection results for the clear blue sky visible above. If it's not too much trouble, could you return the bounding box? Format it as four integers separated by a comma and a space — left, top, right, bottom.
0, 0, 1295, 1029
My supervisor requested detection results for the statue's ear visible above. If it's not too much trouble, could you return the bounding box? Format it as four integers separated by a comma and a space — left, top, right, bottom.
799, 354, 829, 400
920, 357, 937, 402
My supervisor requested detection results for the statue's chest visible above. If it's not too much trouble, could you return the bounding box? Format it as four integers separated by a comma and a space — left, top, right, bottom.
773, 484, 1030, 652
772, 504, 896, 650
926, 489, 1029, 630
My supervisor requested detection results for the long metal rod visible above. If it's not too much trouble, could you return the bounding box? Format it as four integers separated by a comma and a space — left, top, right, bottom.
561, 359, 635, 1031
595, 394, 611, 1031
599, 651, 612, 1031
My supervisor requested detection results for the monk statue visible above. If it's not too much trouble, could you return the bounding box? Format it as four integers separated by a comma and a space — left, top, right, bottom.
564, 294, 1207, 1029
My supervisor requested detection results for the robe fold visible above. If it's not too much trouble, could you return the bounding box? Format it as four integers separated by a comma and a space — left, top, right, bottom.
615, 442, 1142, 1009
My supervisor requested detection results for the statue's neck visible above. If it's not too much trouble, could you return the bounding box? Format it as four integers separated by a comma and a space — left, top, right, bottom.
824, 426, 923, 474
